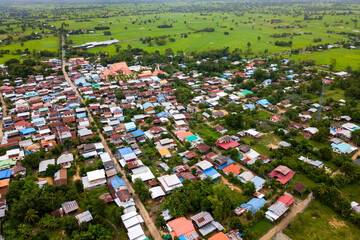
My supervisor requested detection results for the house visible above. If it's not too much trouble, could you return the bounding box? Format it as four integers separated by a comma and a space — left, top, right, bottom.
303, 127, 318, 139
240, 198, 267, 213
196, 160, 221, 180
158, 175, 183, 193
57, 153, 74, 168
39, 159, 55, 174
216, 135, 240, 150
270, 115, 280, 123
266, 193, 294, 221
75, 211, 93, 224
293, 182, 305, 195
54, 168, 67, 185
238, 171, 255, 183
142, 102, 155, 114
251, 176, 266, 192
331, 142, 357, 154
61, 200, 79, 214
82, 169, 106, 189
269, 165, 295, 185
196, 143, 211, 153
191, 211, 224, 236
298, 156, 323, 168
121, 210, 144, 230
150, 186, 166, 200
131, 166, 155, 182
240, 129, 263, 139
214, 124, 228, 134
124, 122, 137, 132
167, 217, 200, 240
158, 148, 171, 158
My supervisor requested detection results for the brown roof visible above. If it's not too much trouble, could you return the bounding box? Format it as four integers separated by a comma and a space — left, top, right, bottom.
293, 182, 305, 193
98, 193, 113, 203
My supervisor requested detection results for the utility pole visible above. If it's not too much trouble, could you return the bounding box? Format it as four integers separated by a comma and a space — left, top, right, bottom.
317, 81, 326, 122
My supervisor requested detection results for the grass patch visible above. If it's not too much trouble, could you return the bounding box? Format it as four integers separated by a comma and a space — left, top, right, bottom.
248, 218, 274, 239
341, 183, 360, 203
289, 48, 360, 71
284, 200, 360, 240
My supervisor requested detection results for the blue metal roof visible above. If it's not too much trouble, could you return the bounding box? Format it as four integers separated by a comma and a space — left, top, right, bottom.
0, 169, 12, 179
132, 130, 145, 137
142, 102, 154, 109
240, 198, 266, 213
118, 147, 134, 158
251, 176, 266, 190
19, 128, 36, 135
256, 99, 271, 106
110, 175, 126, 189
157, 111, 169, 118
203, 167, 218, 177
124, 122, 136, 131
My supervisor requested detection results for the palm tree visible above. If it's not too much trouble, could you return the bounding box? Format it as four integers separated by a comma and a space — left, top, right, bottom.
18, 223, 31, 238
25, 209, 39, 224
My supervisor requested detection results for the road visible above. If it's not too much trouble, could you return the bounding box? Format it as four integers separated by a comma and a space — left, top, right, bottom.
61, 35, 162, 240
0, 92, 7, 140
259, 192, 314, 240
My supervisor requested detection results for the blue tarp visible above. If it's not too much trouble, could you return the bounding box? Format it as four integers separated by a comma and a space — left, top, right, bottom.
0, 169, 12, 179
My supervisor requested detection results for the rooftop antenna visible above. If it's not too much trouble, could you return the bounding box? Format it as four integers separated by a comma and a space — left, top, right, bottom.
316, 81, 326, 122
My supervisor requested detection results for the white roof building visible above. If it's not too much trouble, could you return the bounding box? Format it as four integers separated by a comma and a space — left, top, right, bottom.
158, 175, 183, 193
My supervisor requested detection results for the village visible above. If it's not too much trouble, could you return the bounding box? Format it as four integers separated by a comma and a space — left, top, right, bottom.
0, 47, 360, 240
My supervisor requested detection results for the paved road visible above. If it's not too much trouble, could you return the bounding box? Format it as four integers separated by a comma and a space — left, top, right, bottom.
0, 92, 7, 141
259, 192, 314, 240
61, 36, 162, 240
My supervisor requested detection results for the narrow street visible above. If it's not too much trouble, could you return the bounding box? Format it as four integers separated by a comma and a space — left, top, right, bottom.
61, 35, 162, 240
259, 192, 314, 240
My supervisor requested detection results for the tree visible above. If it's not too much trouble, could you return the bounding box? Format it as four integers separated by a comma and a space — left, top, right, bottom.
25, 209, 39, 224
230, 217, 245, 231
155, 215, 166, 227
243, 181, 255, 196
225, 113, 243, 130
22, 152, 43, 170
351, 129, 360, 146
318, 146, 333, 161
45, 164, 61, 177
18, 223, 31, 238
257, 36, 261, 41
133, 178, 151, 202
247, 42, 251, 48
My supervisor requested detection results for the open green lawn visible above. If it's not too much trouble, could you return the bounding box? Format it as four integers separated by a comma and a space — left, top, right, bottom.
289, 48, 360, 71
284, 200, 360, 240
0, 35, 59, 64
312, 88, 346, 103
248, 218, 275, 239
341, 183, 360, 203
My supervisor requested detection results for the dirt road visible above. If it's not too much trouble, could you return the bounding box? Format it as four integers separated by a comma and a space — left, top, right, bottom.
0, 92, 7, 140
259, 192, 314, 240
61, 36, 162, 240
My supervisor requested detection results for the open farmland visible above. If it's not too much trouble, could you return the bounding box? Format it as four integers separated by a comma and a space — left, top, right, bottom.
0, 1, 360, 70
